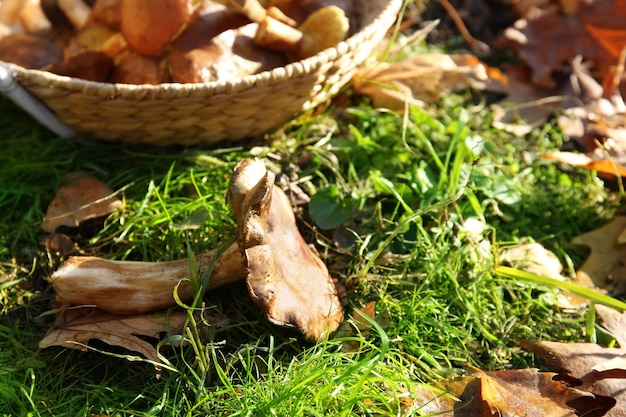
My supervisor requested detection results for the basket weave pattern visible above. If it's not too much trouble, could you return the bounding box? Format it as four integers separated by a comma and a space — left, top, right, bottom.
7, 0, 401, 145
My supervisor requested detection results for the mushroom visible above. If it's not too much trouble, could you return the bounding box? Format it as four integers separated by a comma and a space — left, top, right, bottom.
293, 5, 348, 60
0, 0, 28, 26
50, 242, 246, 315
120, 0, 192, 56
223, 0, 303, 51
40, 0, 94, 28
46, 48, 113, 81
223, 0, 349, 59
19, 0, 53, 34
57, 0, 91, 28
265, 0, 354, 27
168, 2, 285, 83
229, 159, 344, 341
49, 159, 344, 340
111, 51, 168, 84
0, 32, 62, 68
41, 20, 120, 81
89, 0, 120, 29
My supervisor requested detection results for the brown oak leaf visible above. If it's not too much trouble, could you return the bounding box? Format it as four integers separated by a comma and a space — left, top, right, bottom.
39, 307, 187, 364
352, 54, 507, 111
422, 369, 591, 416
570, 216, 626, 294
478, 369, 590, 416
42, 171, 123, 232
521, 304, 626, 416
502, 0, 626, 86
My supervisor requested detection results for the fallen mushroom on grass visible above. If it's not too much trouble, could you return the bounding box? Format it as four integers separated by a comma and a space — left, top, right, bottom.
231, 158, 344, 340
47, 159, 344, 341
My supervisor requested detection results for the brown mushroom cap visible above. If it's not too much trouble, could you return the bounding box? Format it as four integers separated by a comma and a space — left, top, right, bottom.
0, 32, 62, 69
294, 5, 348, 60
47, 49, 113, 81
169, 5, 285, 83
120, 0, 191, 56
229, 159, 344, 341
90, 0, 121, 29
111, 51, 168, 84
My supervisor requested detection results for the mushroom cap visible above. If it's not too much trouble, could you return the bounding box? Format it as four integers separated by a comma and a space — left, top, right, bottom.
120, 0, 191, 56
0, 33, 62, 69
229, 159, 344, 341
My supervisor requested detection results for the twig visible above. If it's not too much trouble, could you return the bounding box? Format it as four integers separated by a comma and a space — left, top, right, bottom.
437, 0, 489, 54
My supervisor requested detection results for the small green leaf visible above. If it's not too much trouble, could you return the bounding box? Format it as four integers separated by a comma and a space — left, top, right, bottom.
309, 185, 353, 230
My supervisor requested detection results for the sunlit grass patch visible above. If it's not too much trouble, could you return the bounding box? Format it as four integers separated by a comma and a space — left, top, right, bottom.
0, 82, 617, 415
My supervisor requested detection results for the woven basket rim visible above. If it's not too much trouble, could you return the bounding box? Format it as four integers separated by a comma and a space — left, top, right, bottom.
3, 0, 401, 100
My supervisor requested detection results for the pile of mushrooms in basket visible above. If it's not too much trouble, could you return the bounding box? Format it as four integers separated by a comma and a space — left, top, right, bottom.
0, 0, 355, 84
41, 159, 345, 353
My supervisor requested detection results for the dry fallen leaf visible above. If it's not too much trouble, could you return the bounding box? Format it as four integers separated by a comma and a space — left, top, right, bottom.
353, 53, 507, 111
39, 307, 187, 363
333, 301, 389, 352
478, 369, 588, 417
419, 369, 591, 416
544, 108, 626, 177
521, 304, 626, 416
499, 242, 565, 282
570, 216, 626, 294
42, 171, 123, 233
502, 0, 626, 86
490, 65, 568, 136
544, 146, 626, 178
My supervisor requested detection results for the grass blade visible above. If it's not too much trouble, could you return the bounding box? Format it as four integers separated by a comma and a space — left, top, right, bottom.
494, 266, 626, 311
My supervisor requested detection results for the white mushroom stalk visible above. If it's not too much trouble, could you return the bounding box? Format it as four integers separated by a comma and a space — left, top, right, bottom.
50, 241, 246, 315
0, 0, 28, 26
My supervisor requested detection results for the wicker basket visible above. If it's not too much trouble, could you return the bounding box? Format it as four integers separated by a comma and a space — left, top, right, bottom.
0, 0, 402, 146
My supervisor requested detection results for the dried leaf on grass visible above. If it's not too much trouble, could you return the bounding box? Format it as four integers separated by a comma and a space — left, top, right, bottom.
499, 242, 565, 281
570, 216, 626, 293
424, 215, 626, 415
544, 111, 626, 177
477, 369, 590, 416
39, 308, 187, 364
353, 54, 507, 111
490, 65, 568, 136
42, 171, 123, 232
502, 0, 626, 86
422, 369, 591, 416
544, 146, 626, 178
333, 301, 389, 352
521, 304, 626, 415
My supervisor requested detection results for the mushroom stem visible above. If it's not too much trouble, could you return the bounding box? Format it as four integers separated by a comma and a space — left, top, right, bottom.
50, 241, 246, 315
57, 0, 91, 28
0, 0, 28, 26
224, 0, 266, 21
255, 15, 302, 51
19, 0, 52, 34
220, 0, 302, 51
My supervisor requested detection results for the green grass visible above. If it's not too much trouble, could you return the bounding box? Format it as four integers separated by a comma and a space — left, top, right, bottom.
0, 76, 619, 414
